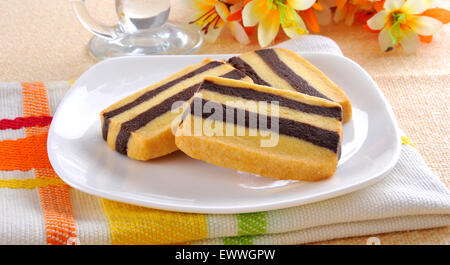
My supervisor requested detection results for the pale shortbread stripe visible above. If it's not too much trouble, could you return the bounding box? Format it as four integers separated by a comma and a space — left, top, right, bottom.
201, 89, 340, 132
105, 63, 237, 147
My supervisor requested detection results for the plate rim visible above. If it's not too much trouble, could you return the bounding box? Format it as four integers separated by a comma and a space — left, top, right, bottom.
47, 52, 402, 214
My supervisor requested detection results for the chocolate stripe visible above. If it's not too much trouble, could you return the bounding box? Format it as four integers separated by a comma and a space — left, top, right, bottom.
102, 119, 110, 140
200, 80, 342, 121
189, 98, 340, 153
115, 84, 200, 154
254, 49, 330, 100
227, 57, 271, 86
102, 61, 223, 141
219, 69, 247, 80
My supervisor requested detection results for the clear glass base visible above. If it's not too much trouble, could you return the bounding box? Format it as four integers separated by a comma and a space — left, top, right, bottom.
88, 24, 203, 59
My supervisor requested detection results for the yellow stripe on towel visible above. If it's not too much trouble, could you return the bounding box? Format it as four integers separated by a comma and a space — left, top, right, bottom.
0, 177, 68, 189
101, 199, 208, 245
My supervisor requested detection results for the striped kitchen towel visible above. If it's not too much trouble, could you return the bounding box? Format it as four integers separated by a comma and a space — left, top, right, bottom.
0, 80, 449, 245
1, 37, 449, 245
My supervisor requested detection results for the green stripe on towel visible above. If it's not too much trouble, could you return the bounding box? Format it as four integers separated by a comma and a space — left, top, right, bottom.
223, 212, 267, 245
223, 236, 254, 245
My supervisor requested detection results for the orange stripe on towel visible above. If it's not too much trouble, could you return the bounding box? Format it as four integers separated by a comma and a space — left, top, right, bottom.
22, 82, 51, 135
22, 82, 77, 245
22, 82, 51, 117
0, 134, 52, 171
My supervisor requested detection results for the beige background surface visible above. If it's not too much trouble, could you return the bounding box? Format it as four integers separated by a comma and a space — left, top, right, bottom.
0, 0, 448, 245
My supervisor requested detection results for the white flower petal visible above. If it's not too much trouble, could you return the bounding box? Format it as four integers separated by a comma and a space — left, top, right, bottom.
282, 26, 300, 39
179, 0, 214, 10
242, 0, 265, 27
229, 21, 251, 44
258, 11, 281, 47
282, 18, 308, 39
401, 0, 433, 15
203, 23, 224, 43
367, 10, 388, 30
409, 16, 442, 36
215, 2, 230, 21
399, 29, 420, 53
287, 0, 315, 11
378, 27, 395, 52
384, 0, 405, 11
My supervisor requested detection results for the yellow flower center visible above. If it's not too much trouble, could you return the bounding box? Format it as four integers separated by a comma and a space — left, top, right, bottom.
189, 6, 222, 34
388, 11, 407, 46
268, 0, 303, 29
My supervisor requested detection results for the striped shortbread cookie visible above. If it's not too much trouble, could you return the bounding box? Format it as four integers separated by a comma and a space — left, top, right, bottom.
101, 59, 252, 160
228, 48, 352, 123
175, 77, 343, 181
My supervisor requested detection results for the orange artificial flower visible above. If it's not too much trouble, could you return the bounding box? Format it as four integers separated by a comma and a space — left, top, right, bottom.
367, 0, 443, 52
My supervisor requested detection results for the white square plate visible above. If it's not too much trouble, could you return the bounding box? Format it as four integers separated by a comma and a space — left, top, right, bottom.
47, 53, 401, 214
